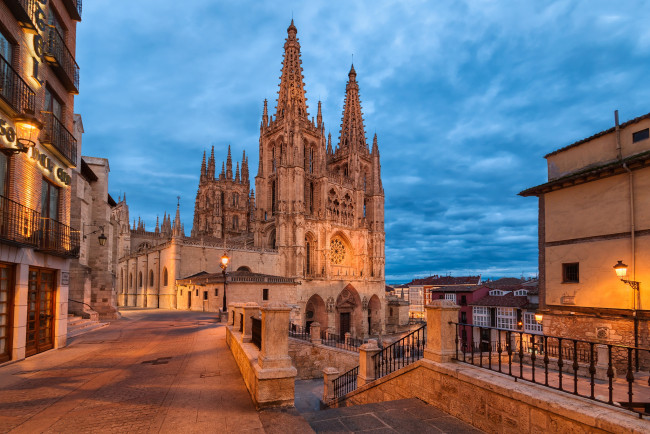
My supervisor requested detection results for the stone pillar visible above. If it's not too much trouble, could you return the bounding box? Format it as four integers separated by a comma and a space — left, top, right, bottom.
357, 339, 381, 387
310, 322, 322, 344
424, 299, 460, 363
242, 302, 260, 343
322, 367, 340, 402
231, 303, 244, 332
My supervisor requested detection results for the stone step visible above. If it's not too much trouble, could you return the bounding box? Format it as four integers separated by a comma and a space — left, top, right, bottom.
67, 321, 109, 338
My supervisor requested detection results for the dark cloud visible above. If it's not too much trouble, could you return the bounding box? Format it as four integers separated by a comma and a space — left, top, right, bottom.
76, 0, 650, 283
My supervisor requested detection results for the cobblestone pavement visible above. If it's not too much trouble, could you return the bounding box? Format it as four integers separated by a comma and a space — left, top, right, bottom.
303, 398, 483, 433
0, 309, 268, 433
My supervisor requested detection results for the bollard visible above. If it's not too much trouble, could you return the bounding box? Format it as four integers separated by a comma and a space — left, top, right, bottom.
357, 339, 381, 387
322, 367, 340, 402
423, 299, 460, 363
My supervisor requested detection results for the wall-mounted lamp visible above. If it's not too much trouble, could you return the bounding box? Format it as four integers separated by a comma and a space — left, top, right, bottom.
14, 115, 41, 154
613, 260, 640, 371
534, 312, 543, 324
83, 224, 107, 246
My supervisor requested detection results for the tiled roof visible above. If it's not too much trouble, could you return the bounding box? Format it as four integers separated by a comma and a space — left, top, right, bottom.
385, 285, 394, 292
432, 285, 485, 293
470, 293, 529, 309
406, 275, 481, 286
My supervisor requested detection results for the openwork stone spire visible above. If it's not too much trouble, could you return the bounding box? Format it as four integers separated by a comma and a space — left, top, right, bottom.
276, 19, 308, 120
338, 64, 367, 152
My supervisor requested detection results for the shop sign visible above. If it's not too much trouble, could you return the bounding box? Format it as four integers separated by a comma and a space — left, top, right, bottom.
31, 0, 49, 86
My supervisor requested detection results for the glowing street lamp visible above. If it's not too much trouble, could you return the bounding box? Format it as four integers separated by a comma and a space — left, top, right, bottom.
613, 260, 640, 371
221, 252, 230, 312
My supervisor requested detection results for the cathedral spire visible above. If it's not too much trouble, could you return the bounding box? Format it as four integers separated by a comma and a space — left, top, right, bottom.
226, 145, 233, 180
200, 150, 207, 182
372, 133, 379, 155
262, 99, 268, 128
327, 132, 333, 155
235, 162, 240, 183
173, 197, 183, 237
317, 100, 323, 130
275, 19, 308, 120
242, 150, 249, 184
220, 162, 225, 180
208, 145, 216, 179
338, 64, 367, 153
155, 215, 160, 234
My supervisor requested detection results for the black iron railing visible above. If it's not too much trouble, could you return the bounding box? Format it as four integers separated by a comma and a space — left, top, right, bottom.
454, 323, 650, 418
333, 365, 358, 399
251, 316, 261, 349
4, 0, 36, 29
373, 325, 426, 379
0, 195, 39, 247
40, 111, 77, 167
239, 313, 243, 332
321, 330, 365, 352
37, 217, 80, 258
408, 317, 426, 325
0, 55, 36, 115
45, 26, 79, 93
289, 323, 310, 341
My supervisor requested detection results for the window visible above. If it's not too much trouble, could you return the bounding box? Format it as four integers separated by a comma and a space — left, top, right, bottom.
271, 181, 276, 214
496, 308, 516, 330
524, 312, 543, 334
514, 289, 528, 296
232, 193, 238, 207
138, 272, 142, 288
195, 289, 198, 296
263, 288, 269, 300
562, 263, 579, 283
163, 268, 168, 286
460, 311, 467, 323
305, 240, 311, 274
44, 87, 63, 121
460, 295, 467, 305
233, 215, 238, 230
0, 31, 12, 63
215, 288, 218, 297
489, 290, 506, 296
0, 152, 7, 197
149, 270, 154, 286
444, 293, 456, 302
129, 273, 133, 289
41, 179, 60, 220
633, 128, 649, 143
203, 291, 208, 301
473, 307, 489, 327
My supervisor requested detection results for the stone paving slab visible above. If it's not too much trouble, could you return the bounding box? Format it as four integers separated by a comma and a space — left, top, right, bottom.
303, 398, 484, 433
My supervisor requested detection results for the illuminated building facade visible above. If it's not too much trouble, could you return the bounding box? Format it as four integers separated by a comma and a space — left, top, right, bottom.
0, 0, 82, 363
117, 21, 387, 337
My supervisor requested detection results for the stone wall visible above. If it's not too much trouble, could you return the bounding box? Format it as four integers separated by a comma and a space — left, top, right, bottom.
288, 337, 358, 379
329, 358, 647, 433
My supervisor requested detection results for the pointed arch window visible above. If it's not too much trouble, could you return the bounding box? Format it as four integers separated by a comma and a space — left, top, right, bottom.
233, 215, 238, 230
305, 239, 311, 275
149, 270, 154, 286
309, 182, 314, 215
271, 180, 276, 215
163, 267, 168, 286
138, 272, 143, 288
129, 273, 133, 289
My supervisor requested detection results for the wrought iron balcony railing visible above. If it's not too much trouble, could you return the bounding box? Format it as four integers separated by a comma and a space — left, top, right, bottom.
37, 217, 80, 258
4, 0, 36, 31
44, 26, 80, 94
0, 195, 39, 248
0, 55, 36, 116
62, 0, 82, 21
40, 111, 77, 167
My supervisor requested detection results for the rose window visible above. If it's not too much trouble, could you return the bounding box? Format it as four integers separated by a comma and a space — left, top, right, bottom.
330, 239, 346, 264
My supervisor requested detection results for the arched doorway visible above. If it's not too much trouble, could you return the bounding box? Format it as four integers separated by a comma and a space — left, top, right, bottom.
335, 284, 362, 337
305, 294, 327, 333
368, 295, 382, 335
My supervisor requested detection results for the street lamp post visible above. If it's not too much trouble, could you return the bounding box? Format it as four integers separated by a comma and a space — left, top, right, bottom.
613, 260, 640, 371
221, 252, 230, 313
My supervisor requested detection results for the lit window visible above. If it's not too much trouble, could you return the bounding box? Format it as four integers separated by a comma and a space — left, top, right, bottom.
524, 312, 543, 334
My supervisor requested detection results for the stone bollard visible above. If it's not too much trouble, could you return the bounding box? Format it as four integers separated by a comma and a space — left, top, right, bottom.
310, 322, 322, 344
357, 339, 381, 387
242, 302, 260, 343
231, 303, 245, 332
322, 367, 340, 402
424, 299, 460, 363
595, 344, 616, 380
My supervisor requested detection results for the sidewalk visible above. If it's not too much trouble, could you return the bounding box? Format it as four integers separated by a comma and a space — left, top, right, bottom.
0, 309, 271, 433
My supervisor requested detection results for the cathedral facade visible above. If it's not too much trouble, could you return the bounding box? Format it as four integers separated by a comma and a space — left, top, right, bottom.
116, 21, 386, 337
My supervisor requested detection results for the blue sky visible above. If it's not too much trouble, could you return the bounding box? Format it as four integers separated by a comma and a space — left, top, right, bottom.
75, 1, 650, 283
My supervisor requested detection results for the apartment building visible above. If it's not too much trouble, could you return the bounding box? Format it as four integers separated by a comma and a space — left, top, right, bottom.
0, 0, 82, 363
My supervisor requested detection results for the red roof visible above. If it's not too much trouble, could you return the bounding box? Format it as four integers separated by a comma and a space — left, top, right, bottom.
470, 292, 529, 309
407, 275, 481, 286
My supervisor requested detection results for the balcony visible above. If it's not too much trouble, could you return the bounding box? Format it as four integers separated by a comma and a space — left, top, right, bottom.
40, 112, 77, 167
37, 218, 80, 258
3, 0, 37, 32
62, 0, 82, 21
44, 27, 79, 94
0, 195, 40, 248
0, 55, 36, 116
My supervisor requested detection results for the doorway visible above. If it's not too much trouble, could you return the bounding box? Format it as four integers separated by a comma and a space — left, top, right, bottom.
187, 291, 191, 309
0, 263, 14, 363
340, 312, 351, 335
26, 268, 55, 357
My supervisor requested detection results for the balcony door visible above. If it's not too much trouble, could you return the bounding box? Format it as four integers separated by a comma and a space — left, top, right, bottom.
26, 268, 55, 357
0, 263, 14, 363
44, 87, 62, 121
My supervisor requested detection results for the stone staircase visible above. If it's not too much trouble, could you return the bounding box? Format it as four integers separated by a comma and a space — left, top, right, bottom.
67, 314, 109, 338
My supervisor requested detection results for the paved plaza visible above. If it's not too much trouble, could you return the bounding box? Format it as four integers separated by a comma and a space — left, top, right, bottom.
0, 309, 482, 433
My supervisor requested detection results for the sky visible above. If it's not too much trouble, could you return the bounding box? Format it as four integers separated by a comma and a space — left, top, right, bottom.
75, 0, 650, 283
